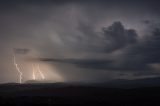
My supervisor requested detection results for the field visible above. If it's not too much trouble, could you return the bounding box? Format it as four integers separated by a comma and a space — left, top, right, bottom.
0, 83, 160, 105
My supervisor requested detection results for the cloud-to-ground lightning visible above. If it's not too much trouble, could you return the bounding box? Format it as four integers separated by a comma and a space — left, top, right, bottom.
13, 55, 23, 83
37, 64, 45, 80
32, 64, 36, 80
32, 63, 45, 80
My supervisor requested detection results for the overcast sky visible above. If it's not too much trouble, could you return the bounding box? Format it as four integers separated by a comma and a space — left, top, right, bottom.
0, 0, 160, 83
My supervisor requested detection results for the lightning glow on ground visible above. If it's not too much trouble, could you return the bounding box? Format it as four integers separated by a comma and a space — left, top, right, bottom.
13, 55, 22, 83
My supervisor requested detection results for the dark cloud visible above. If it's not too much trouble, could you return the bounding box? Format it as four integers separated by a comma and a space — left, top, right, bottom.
37, 23, 160, 73
39, 58, 112, 67
1, 0, 160, 83
38, 57, 151, 71
64, 21, 138, 53
13, 48, 30, 55
124, 27, 160, 64
34, 22, 140, 71
93, 25, 160, 72
102, 21, 137, 52
143, 20, 151, 24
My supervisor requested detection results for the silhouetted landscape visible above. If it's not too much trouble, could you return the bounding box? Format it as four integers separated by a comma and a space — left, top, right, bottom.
1, 78, 160, 105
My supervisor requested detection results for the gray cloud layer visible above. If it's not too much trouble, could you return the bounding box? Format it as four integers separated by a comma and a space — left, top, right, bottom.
0, 0, 160, 83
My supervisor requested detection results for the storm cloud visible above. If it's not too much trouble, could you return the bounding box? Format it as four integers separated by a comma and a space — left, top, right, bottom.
0, 0, 160, 83
101, 21, 137, 52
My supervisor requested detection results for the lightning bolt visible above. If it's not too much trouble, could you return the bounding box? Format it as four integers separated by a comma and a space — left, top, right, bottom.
31, 63, 45, 80
37, 64, 45, 80
13, 55, 22, 83
32, 64, 36, 80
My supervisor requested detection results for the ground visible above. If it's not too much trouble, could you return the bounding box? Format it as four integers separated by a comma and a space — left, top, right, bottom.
0, 83, 160, 105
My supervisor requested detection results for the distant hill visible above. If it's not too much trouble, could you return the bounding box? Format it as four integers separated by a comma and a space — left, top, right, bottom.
105, 77, 160, 88
25, 80, 43, 84
25, 80, 57, 84
0, 81, 160, 105
3, 77, 160, 88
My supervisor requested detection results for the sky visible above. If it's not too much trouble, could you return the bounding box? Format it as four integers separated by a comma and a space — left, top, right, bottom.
0, 0, 160, 83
